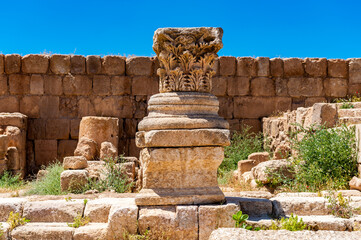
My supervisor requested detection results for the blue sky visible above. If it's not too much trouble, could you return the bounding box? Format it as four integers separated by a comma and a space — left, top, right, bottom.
1, 0, 361, 59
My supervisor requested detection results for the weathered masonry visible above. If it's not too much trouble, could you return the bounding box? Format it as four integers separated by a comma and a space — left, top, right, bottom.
0, 53, 360, 172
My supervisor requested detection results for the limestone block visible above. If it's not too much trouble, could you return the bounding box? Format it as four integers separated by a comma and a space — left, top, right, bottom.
86, 161, 106, 180
304, 58, 327, 77
270, 58, 283, 77
50, 54, 71, 74
0, 96, 19, 112
106, 204, 138, 239
256, 57, 270, 76
218, 97, 233, 119
219, 56, 236, 76
324, 78, 347, 97
349, 176, 361, 191
111, 76, 131, 95
5, 54, 21, 74
63, 75, 92, 96
250, 77, 275, 96
92, 75, 110, 96
288, 77, 323, 97
119, 162, 136, 181
136, 129, 230, 148
100, 142, 118, 159
74, 137, 98, 160
271, 196, 328, 217
211, 76, 227, 96
138, 206, 198, 240
251, 160, 293, 184
283, 58, 304, 77
71, 55, 86, 74
328, 59, 347, 78
86, 55, 101, 74
227, 197, 272, 217
227, 76, 249, 96
78, 116, 119, 149
73, 223, 108, 240
7, 147, 20, 170
19, 96, 40, 118
39, 96, 59, 118
92, 96, 133, 118
311, 103, 337, 128
36, 169, 48, 180
0, 75, 8, 95
349, 58, 361, 84
11, 223, 74, 240
102, 55, 126, 75
237, 57, 256, 77
63, 156, 88, 170
198, 203, 239, 240
9, 74, 30, 95
23, 199, 84, 222
126, 57, 153, 76
21, 54, 49, 73
60, 170, 89, 192
44, 75, 62, 95
0, 198, 26, 221
301, 215, 348, 231
132, 76, 158, 95
275, 77, 288, 96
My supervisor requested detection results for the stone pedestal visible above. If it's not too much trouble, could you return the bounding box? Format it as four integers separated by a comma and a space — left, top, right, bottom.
135, 92, 229, 205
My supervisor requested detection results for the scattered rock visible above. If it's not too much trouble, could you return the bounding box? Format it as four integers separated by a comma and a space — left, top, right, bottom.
349, 176, 361, 191
248, 152, 270, 162
273, 144, 291, 160
74, 137, 98, 160
63, 156, 88, 170
251, 159, 294, 184
60, 170, 89, 192
36, 169, 48, 180
99, 141, 118, 160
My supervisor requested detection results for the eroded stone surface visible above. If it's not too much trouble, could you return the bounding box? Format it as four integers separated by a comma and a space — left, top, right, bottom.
74, 137, 98, 160
252, 160, 293, 184
271, 196, 328, 217
11, 223, 74, 240
63, 156, 88, 170
60, 170, 89, 192
0, 198, 26, 221
106, 203, 138, 240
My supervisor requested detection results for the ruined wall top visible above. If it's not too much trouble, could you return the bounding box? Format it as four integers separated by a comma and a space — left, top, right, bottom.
153, 27, 223, 93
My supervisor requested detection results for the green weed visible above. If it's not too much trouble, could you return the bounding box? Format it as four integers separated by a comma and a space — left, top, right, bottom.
325, 192, 354, 218
269, 213, 308, 231
0, 223, 3, 238
27, 162, 64, 195
340, 102, 355, 109
0, 171, 23, 190
7, 211, 30, 231
232, 211, 260, 231
67, 214, 89, 228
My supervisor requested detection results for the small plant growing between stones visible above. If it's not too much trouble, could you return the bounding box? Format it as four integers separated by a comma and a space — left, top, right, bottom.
232, 211, 260, 231
6, 211, 30, 231
123, 229, 151, 240
325, 192, 354, 218
65, 196, 74, 202
67, 214, 90, 228
269, 213, 308, 231
340, 102, 355, 109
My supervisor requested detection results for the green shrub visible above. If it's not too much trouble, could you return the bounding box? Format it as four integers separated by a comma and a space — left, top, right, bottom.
83, 156, 133, 193
27, 162, 64, 195
0, 171, 23, 190
269, 213, 308, 231
289, 124, 357, 191
219, 126, 265, 174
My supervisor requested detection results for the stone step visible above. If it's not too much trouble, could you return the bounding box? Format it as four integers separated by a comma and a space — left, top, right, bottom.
271, 196, 329, 216
10, 222, 108, 240
209, 228, 361, 240
338, 117, 361, 124
246, 215, 361, 231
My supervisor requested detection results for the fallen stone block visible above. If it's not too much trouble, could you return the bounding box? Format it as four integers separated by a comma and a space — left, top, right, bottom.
60, 170, 89, 192
63, 156, 88, 170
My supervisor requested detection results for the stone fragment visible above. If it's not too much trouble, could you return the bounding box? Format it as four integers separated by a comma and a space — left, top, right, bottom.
0, 198, 26, 221
86, 55, 101, 74
199, 203, 239, 240
63, 156, 88, 170
86, 161, 106, 180
100, 141, 118, 160
324, 78, 347, 97
5, 54, 21, 74
288, 77, 323, 97
304, 58, 327, 77
74, 137, 98, 160
219, 56, 236, 76
271, 196, 328, 217
102, 55, 126, 75
23, 200, 84, 222
11, 223, 74, 240
50, 54, 71, 74
237, 57, 256, 77
106, 203, 138, 239
251, 160, 293, 184
256, 57, 270, 76
248, 152, 270, 162
7, 146, 20, 170
311, 103, 337, 128
283, 58, 304, 77
349, 58, 361, 84
126, 57, 153, 76
78, 116, 119, 150
328, 59, 347, 78
22, 54, 49, 73
71, 55, 86, 74
138, 206, 198, 240
349, 176, 361, 191
60, 170, 89, 192
273, 144, 291, 160
73, 223, 108, 240
270, 58, 283, 77
36, 169, 48, 180
136, 129, 230, 148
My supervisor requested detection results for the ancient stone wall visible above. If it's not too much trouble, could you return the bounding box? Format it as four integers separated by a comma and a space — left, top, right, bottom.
0, 54, 360, 171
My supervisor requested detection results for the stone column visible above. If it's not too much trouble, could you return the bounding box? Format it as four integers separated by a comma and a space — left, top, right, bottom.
135, 27, 229, 205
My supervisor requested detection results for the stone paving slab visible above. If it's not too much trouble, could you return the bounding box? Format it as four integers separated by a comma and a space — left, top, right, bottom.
209, 228, 361, 240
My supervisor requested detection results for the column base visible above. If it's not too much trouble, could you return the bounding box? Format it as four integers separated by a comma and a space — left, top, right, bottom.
135, 187, 225, 206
